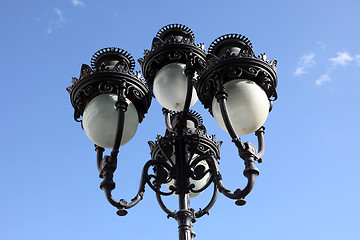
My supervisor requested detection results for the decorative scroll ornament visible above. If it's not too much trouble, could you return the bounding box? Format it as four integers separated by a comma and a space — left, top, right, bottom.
197, 33, 278, 114
139, 24, 207, 89
149, 110, 221, 193
67, 47, 152, 123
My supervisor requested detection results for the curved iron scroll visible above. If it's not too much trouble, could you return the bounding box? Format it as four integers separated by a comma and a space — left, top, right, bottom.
95, 79, 177, 215
209, 72, 265, 205
96, 128, 263, 216
156, 191, 177, 219
179, 53, 195, 122
97, 144, 179, 216
95, 68, 265, 217
154, 181, 219, 220
207, 153, 259, 206
194, 183, 218, 218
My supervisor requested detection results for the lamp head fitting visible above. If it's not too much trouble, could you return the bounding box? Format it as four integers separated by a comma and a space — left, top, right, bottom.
170, 110, 204, 134
91, 47, 135, 72
155, 23, 195, 45
208, 34, 254, 59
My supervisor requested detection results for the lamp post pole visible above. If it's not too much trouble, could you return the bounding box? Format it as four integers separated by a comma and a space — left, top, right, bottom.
67, 23, 278, 240
176, 59, 196, 240
174, 124, 194, 240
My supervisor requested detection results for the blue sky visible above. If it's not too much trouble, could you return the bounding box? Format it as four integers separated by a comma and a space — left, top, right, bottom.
1, 0, 360, 239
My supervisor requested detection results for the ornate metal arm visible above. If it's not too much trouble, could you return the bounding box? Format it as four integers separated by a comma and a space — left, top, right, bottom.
156, 192, 177, 219
95, 146, 145, 216
180, 53, 195, 122
94, 80, 150, 216
96, 143, 179, 216
255, 126, 265, 161
163, 108, 174, 133
210, 73, 264, 205
152, 155, 220, 220
214, 73, 246, 153
208, 145, 259, 206
109, 80, 127, 163
194, 183, 218, 218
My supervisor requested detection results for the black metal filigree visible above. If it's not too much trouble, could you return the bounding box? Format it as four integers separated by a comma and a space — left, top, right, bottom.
67, 47, 152, 123
196, 33, 278, 114
68, 23, 279, 240
140, 24, 207, 89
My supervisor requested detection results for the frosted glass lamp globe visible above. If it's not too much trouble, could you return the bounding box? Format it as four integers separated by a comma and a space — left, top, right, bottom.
212, 79, 269, 135
166, 154, 210, 198
153, 63, 198, 111
83, 93, 139, 148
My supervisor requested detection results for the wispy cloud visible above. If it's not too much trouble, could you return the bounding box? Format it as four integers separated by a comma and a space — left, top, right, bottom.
317, 41, 326, 50
294, 53, 316, 76
47, 8, 69, 34
294, 67, 307, 76
72, 0, 84, 7
329, 51, 353, 67
315, 74, 331, 86
315, 51, 359, 87
356, 55, 360, 65
295, 45, 360, 87
54, 8, 66, 22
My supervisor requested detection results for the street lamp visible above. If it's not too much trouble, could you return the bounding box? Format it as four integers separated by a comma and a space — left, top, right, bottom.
67, 23, 278, 240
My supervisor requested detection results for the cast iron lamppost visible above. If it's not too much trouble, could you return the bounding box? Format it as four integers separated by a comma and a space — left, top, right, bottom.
67, 24, 278, 240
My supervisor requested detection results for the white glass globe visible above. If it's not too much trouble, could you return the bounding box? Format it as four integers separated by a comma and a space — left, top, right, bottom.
83, 93, 139, 148
153, 62, 198, 111
165, 154, 210, 198
212, 79, 269, 135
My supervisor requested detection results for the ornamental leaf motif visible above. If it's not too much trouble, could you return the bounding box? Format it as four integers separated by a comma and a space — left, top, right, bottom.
80, 64, 93, 79
113, 60, 129, 73
151, 37, 164, 51
270, 59, 277, 70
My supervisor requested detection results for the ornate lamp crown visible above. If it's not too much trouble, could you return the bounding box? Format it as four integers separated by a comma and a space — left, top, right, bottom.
196, 32, 278, 114
91, 47, 136, 72
67, 47, 151, 123
155, 23, 195, 44
170, 110, 203, 130
208, 33, 254, 59
140, 24, 207, 84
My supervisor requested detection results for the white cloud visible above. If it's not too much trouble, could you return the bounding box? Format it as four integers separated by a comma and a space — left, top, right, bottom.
329, 51, 353, 67
47, 8, 68, 34
47, 23, 52, 34
72, 0, 84, 6
355, 55, 360, 65
297, 51, 360, 87
317, 41, 326, 50
316, 74, 331, 86
301, 53, 316, 66
294, 53, 316, 76
54, 8, 65, 22
294, 67, 306, 76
